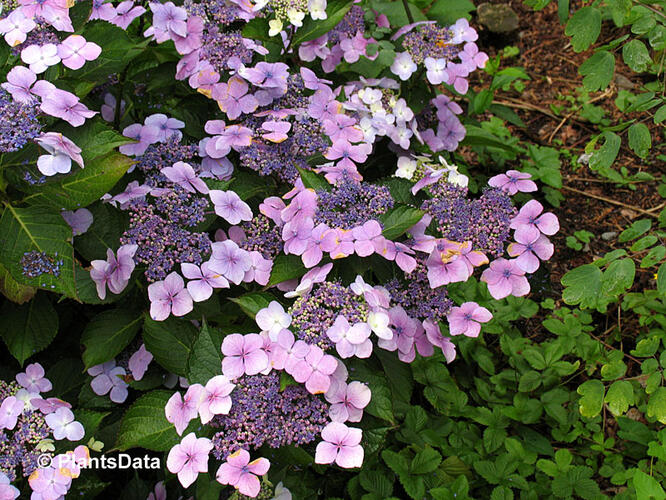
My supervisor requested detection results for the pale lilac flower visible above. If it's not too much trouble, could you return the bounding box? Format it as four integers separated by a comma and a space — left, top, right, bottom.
119, 123, 160, 156
394, 242, 417, 273
271, 329, 310, 372
145, 113, 185, 142
291, 345, 337, 394
488, 170, 537, 195
272, 482, 292, 500
146, 481, 167, 500
198, 375, 235, 424
378, 306, 418, 362
282, 218, 314, 256
240, 61, 289, 89
445, 63, 470, 94
90, 244, 137, 300
300, 66, 331, 90
61, 208, 93, 236
340, 32, 369, 63
255, 301, 291, 340
221, 334, 269, 379
167, 432, 213, 488
16, 363, 51, 393
20, 43, 60, 74
216, 449, 270, 497
326, 316, 372, 359
510, 200, 560, 242
481, 258, 530, 299
109, 181, 151, 207
172, 15, 204, 55
281, 188, 317, 223
315, 422, 364, 468
31, 397, 70, 415
302, 223, 335, 268
161, 161, 209, 194
128, 344, 153, 381
324, 140, 371, 169
508, 233, 554, 273
149, 1, 188, 42
423, 320, 457, 362
325, 381, 371, 423
40, 5, 74, 32
165, 384, 205, 435
446, 302, 492, 337
36, 132, 84, 176
2, 65, 37, 103
0, 397, 24, 430
243, 251, 272, 286
459, 42, 488, 72
390, 51, 417, 81
181, 261, 229, 302
28, 466, 71, 499
147, 272, 194, 321
111, 1, 146, 29
299, 35, 329, 62
215, 76, 258, 120
450, 18, 478, 44
367, 310, 392, 340
45, 407, 84, 441
351, 220, 382, 257
425, 57, 448, 85
0, 471, 19, 499
210, 240, 252, 284
57, 35, 101, 70
90, 0, 116, 20
426, 240, 472, 288
40, 89, 97, 127
88, 361, 129, 403
323, 114, 363, 143
261, 120, 291, 143
0, 10, 36, 47
214, 125, 253, 151
210, 190, 252, 224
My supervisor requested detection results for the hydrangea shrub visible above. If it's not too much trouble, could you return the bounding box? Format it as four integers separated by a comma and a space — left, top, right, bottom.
0, 0, 558, 497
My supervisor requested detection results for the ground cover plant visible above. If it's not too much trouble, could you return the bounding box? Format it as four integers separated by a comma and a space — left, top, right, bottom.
0, 0, 663, 498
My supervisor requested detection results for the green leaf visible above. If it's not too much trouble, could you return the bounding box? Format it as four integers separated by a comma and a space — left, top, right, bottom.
55, 119, 133, 162
623, 39, 652, 73
229, 292, 273, 319
187, 322, 224, 385
71, 21, 146, 82
654, 105, 666, 124
658, 263, 666, 294
589, 132, 621, 171
0, 204, 77, 298
619, 219, 652, 242
604, 380, 634, 415
628, 123, 651, 158
24, 152, 134, 210
267, 254, 307, 286
579, 51, 615, 91
519, 370, 542, 392
647, 387, 666, 425
410, 446, 442, 474
242, 17, 270, 41
296, 166, 331, 191
143, 316, 197, 376
600, 258, 635, 297
577, 379, 605, 418
379, 205, 424, 240
292, 0, 354, 46
359, 470, 393, 497
633, 469, 666, 500
461, 125, 516, 152
565, 7, 601, 52
0, 261, 36, 304
81, 310, 143, 369
429, 0, 475, 25
372, 0, 427, 26
115, 390, 182, 451
0, 293, 58, 366
561, 264, 602, 309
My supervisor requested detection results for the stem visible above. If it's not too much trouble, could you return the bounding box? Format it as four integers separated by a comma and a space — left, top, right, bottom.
401, 0, 415, 24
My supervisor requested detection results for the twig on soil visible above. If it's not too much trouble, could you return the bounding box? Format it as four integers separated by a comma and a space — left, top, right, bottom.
562, 185, 660, 218
548, 88, 614, 143
493, 99, 559, 119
